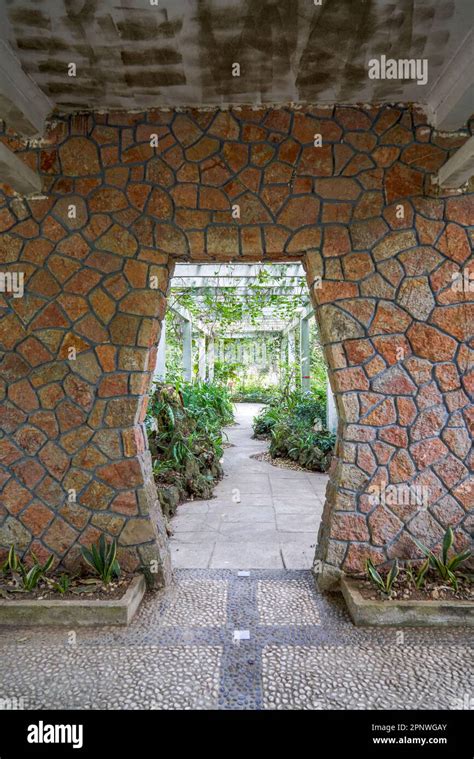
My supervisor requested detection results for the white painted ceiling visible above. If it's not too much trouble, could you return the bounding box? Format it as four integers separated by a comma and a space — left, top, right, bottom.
0, 0, 472, 125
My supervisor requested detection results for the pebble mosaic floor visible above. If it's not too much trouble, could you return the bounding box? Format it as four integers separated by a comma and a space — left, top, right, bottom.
0, 569, 471, 711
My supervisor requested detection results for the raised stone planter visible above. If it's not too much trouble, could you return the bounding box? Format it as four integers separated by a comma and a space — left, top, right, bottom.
341, 577, 474, 628
0, 575, 146, 627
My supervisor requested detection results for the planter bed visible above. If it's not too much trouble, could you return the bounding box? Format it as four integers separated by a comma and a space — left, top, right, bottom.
341, 576, 474, 628
0, 575, 146, 627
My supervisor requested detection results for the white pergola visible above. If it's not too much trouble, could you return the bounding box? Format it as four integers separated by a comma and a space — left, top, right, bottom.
155, 264, 337, 431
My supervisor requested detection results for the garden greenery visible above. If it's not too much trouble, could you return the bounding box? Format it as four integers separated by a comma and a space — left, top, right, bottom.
253, 388, 335, 472
365, 527, 471, 596
146, 380, 234, 515
0, 538, 124, 597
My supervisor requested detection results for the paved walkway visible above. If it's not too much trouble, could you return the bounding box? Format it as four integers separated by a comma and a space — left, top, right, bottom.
0, 569, 470, 710
1, 404, 470, 711
170, 403, 328, 570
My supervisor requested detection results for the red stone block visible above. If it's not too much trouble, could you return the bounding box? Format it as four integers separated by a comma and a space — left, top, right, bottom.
385, 163, 424, 203
314, 178, 361, 200
322, 226, 350, 257
445, 196, 474, 225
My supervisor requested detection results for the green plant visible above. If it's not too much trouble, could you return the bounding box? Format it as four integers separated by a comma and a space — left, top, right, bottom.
413, 527, 471, 591
49, 573, 74, 595
253, 388, 335, 471
81, 536, 120, 585
1, 544, 21, 574
366, 558, 399, 596
146, 380, 233, 508
1, 545, 54, 591
20, 553, 54, 591
405, 558, 430, 589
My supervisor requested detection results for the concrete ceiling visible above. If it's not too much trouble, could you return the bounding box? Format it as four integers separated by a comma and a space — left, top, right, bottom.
0, 0, 472, 130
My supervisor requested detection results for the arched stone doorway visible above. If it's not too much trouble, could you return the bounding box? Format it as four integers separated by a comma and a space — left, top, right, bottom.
0, 106, 472, 590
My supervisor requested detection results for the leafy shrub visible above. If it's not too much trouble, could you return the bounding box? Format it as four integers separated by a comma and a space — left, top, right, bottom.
252, 404, 281, 436
147, 381, 234, 514
81, 536, 120, 585
253, 389, 335, 471
231, 383, 276, 403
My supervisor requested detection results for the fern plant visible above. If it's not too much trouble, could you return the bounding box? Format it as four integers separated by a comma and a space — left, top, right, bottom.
81, 536, 120, 585
413, 527, 471, 590
366, 558, 399, 596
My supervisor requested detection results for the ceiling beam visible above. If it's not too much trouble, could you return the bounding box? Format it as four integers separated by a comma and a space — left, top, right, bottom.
0, 39, 53, 136
0, 141, 42, 194
172, 281, 306, 294
435, 135, 474, 188
428, 30, 474, 132
173, 263, 305, 278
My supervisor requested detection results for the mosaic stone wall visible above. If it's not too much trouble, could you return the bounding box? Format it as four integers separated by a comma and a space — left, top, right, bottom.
0, 106, 472, 589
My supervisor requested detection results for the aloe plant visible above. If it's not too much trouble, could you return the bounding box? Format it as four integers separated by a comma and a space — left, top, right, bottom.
366, 558, 399, 596
413, 527, 471, 590
406, 558, 431, 589
1, 546, 54, 591
1, 544, 20, 574
48, 573, 73, 595
20, 554, 54, 591
81, 536, 120, 585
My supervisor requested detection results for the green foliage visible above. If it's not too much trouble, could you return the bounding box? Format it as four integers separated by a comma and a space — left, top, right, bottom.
366, 558, 399, 596
170, 265, 307, 334
49, 573, 73, 595
1, 545, 54, 591
412, 527, 471, 590
405, 559, 430, 589
253, 404, 281, 436
181, 381, 234, 428
147, 381, 233, 506
81, 536, 120, 585
213, 360, 241, 384
1, 544, 20, 574
231, 385, 276, 403
253, 388, 335, 472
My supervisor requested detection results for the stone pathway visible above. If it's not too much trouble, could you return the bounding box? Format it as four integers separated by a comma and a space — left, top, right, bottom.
170, 403, 328, 570
0, 569, 470, 710
1, 404, 470, 711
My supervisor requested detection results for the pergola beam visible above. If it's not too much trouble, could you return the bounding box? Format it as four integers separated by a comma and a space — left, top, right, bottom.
168, 302, 211, 336
282, 301, 313, 336
0, 39, 53, 136
173, 263, 305, 279
435, 135, 474, 189
172, 283, 306, 294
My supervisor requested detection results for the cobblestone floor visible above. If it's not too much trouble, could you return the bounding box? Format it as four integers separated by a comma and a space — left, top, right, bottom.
0, 569, 471, 711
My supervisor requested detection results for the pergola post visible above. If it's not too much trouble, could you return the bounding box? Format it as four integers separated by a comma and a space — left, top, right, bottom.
155, 319, 166, 381
287, 329, 296, 388
300, 315, 311, 390
198, 336, 206, 380
207, 337, 215, 381
182, 318, 193, 382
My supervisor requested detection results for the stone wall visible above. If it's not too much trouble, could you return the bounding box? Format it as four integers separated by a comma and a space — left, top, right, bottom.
0, 106, 472, 589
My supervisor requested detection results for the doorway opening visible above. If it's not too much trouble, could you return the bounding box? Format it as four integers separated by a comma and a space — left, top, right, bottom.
145, 262, 338, 570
